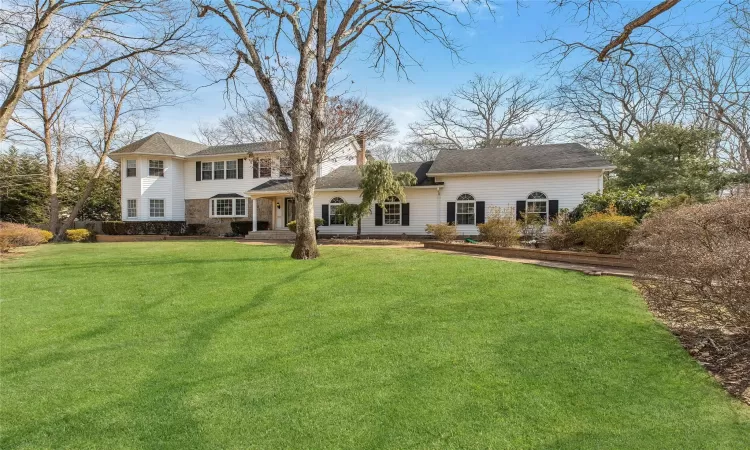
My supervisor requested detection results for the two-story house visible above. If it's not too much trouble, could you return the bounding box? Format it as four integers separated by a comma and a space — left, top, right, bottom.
109, 133, 614, 237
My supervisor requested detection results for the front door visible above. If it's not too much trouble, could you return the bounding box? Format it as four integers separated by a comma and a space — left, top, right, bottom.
284, 197, 296, 227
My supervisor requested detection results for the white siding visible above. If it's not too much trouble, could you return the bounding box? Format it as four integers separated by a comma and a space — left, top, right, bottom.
435, 170, 603, 235
319, 141, 358, 177
184, 155, 289, 200
120, 157, 141, 220
314, 169, 603, 236
119, 156, 183, 221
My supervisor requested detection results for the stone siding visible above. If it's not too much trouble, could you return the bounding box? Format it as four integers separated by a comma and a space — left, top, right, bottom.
185, 198, 273, 235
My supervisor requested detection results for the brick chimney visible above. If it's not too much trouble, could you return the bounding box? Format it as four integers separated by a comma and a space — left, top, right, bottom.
355, 133, 366, 166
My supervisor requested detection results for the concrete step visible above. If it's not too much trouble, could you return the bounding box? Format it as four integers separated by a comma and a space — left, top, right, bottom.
245, 230, 295, 240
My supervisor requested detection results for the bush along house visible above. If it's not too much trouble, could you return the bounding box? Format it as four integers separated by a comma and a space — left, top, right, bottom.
109, 133, 614, 238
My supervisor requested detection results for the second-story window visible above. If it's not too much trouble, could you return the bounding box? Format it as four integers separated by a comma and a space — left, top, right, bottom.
148, 160, 164, 177
214, 161, 225, 180
202, 162, 213, 180
126, 160, 136, 177
258, 158, 272, 178
279, 157, 292, 177
226, 160, 237, 179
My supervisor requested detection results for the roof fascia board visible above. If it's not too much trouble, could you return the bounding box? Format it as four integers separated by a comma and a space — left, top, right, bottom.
428, 166, 616, 176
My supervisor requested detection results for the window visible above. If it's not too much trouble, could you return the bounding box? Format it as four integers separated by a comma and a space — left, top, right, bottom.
279, 157, 292, 177
209, 198, 247, 217
384, 196, 401, 225
258, 158, 272, 178
214, 161, 225, 180
526, 191, 548, 223
202, 162, 212, 180
329, 197, 346, 225
126, 160, 136, 177
215, 199, 232, 216
149, 199, 165, 218
126, 199, 137, 218
226, 160, 237, 179
456, 193, 475, 225
235, 198, 246, 216
148, 160, 164, 177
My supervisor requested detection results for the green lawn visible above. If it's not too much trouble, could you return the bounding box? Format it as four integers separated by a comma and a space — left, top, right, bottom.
1, 242, 748, 449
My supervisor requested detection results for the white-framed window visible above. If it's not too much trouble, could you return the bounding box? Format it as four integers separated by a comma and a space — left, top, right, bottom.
214, 161, 225, 180
209, 198, 247, 217
258, 158, 272, 178
456, 193, 475, 225
126, 199, 137, 218
384, 196, 401, 225
202, 162, 213, 180
526, 191, 548, 224
126, 160, 136, 177
279, 157, 292, 177
226, 160, 237, 179
148, 160, 164, 177
329, 197, 346, 225
149, 199, 165, 218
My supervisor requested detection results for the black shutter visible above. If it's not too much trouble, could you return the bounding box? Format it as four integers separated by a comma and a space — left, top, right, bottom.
447, 202, 456, 224
238, 158, 244, 179
548, 200, 559, 221
321, 204, 329, 226
375, 204, 383, 226
476, 201, 485, 224
401, 203, 409, 226
252, 159, 259, 178
196, 161, 201, 181
516, 200, 526, 221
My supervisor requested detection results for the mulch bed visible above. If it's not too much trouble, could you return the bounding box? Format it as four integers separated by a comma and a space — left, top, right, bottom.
673, 329, 750, 405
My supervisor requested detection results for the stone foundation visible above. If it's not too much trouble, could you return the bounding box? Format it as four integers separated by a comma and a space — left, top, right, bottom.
185, 198, 273, 235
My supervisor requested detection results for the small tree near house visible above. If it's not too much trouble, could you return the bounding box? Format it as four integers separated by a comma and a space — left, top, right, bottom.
336, 161, 416, 238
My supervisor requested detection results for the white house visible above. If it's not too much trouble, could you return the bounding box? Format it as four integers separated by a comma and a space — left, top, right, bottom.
109, 133, 614, 237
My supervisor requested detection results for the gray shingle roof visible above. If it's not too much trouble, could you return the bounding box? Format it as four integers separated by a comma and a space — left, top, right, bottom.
109, 133, 282, 159
427, 143, 614, 175
109, 132, 207, 157
249, 179, 293, 193
191, 141, 283, 156
249, 161, 436, 193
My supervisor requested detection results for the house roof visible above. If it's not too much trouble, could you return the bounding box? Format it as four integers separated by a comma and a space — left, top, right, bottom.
427, 143, 614, 175
109, 132, 208, 158
191, 141, 283, 156
248, 161, 436, 194
210, 193, 244, 199
109, 133, 284, 159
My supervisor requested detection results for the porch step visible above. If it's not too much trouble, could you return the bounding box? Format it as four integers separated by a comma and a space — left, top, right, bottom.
245, 230, 295, 241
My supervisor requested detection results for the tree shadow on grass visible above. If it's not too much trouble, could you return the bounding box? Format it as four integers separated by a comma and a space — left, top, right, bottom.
1, 263, 323, 449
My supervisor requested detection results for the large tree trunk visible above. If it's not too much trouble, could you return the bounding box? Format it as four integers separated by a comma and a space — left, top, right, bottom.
291, 188, 319, 259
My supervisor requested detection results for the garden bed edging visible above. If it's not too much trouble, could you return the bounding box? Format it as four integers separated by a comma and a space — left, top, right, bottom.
423, 241, 633, 268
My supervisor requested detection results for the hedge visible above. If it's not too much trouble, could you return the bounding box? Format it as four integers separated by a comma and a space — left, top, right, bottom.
101, 221, 188, 235
230, 221, 270, 235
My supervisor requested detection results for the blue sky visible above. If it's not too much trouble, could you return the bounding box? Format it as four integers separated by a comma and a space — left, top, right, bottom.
154, 0, 711, 142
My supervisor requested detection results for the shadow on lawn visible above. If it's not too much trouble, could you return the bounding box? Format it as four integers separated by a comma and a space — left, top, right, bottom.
1, 261, 323, 449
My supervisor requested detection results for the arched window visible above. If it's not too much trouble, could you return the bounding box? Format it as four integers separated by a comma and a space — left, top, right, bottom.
384, 196, 401, 225
526, 191, 548, 223
456, 193, 476, 225
329, 197, 346, 225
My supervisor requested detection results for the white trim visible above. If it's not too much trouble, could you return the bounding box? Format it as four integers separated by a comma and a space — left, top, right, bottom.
383, 196, 401, 226
149, 198, 166, 218
328, 197, 347, 226
456, 193, 476, 226
428, 166, 616, 176
525, 191, 549, 225
126, 199, 138, 219
209, 198, 247, 218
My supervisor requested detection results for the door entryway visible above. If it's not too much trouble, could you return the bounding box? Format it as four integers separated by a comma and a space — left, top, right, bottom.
284, 197, 296, 227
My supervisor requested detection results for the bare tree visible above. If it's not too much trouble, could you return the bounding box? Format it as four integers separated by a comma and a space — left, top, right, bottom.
0, 0, 200, 141
56, 57, 183, 238
196, 97, 396, 149
408, 74, 560, 152
193, 0, 487, 259
554, 50, 687, 150
7, 61, 77, 235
